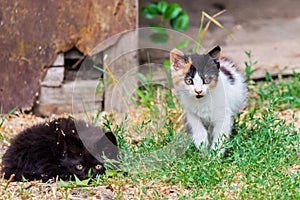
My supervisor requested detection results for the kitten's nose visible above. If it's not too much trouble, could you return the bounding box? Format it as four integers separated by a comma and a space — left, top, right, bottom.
194, 89, 203, 95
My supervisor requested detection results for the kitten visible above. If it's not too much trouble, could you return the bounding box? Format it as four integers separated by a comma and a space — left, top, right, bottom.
1, 118, 118, 181
170, 46, 247, 154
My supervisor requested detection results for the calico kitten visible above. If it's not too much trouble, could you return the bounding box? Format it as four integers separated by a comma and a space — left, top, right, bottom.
1, 118, 118, 181
170, 46, 246, 154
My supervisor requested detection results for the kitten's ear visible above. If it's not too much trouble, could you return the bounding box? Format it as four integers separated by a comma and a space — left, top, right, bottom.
170, 48, 191, 71
208, 46, 221, 59
105, 132, 117, 146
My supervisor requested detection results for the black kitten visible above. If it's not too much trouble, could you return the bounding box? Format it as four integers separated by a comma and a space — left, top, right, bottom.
1, 118, 118, 181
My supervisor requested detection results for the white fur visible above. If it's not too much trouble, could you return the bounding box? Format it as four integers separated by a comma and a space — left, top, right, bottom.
172, 58, 247, 154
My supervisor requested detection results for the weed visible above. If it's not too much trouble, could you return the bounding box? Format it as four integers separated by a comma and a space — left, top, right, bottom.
244, 50, 258, 83
0, 106, 18, 141
250, 72, 300, 110
59, 175, 91, 188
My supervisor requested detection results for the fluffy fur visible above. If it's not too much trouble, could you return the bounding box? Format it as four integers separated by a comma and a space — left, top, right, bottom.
1, 118, 118, 181
170, 46, 247, 154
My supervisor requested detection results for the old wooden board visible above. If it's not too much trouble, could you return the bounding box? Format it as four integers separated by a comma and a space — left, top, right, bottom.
35, 80, 103, 116
0, 0, 137, 113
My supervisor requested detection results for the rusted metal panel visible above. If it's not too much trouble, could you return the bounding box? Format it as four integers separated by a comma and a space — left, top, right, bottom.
0, 0, 137, 113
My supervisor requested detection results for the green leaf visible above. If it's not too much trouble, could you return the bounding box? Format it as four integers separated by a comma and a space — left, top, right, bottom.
163, 59, 170, 69
21, 176, 28, 182
140, 3, 158, 19
136, 89, 146, 100
81, 178, 91, 185
164, 3, 182, 19
170, 12, 189, 31
105, 169, 118, 176
149, 32, 169, 44
157, 1, 168, 14
74, 175, 86, 186
140, 8, 155, 19
150, 24, 167, 34
95, 79, 104, 95
0, 106, 18, 128
175, 39, 189, 49
136, 73, 148, 85
60, 179, 69, 188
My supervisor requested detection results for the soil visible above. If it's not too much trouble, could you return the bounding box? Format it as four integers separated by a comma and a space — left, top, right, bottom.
1, 1, 300, 199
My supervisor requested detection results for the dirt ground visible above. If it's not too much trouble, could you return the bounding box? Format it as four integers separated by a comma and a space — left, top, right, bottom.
1, 1, 300, 199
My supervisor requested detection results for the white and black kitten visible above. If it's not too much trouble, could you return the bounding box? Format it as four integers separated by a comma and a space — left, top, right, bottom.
170, 46, 246, 154
1, 118, 118, 181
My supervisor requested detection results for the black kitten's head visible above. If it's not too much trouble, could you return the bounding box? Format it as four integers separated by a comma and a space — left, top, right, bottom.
60, 149, 105, 180
56, 118, 118, 180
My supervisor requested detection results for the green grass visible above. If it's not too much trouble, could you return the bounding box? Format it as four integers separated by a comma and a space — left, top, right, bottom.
94, 71, 300, 199
256, 71, 300, 110
0, 106, 18, 141
245, 51, 300, 111
1, 70, 299, 199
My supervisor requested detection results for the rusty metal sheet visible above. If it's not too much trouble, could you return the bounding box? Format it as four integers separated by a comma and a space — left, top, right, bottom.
0, 0, 137, 113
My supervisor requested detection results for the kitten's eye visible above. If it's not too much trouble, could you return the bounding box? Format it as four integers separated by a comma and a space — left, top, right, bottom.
94, 164, 103, 170
204, 78, 210, 84
185, 78, 193, 85
75, 164, 84, 171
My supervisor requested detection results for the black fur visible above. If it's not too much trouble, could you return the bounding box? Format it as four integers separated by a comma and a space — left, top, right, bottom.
1, 118, 118, 181
183, 46, 221, 84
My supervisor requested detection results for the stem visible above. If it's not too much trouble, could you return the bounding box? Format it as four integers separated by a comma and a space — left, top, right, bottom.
195, 12, 205, 53
160, 15, 166, 27
195, 10, 228, 53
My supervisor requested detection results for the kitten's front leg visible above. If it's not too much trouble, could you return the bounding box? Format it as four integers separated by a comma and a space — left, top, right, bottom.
186, 113, 209, 151
211, 115, 232, 154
